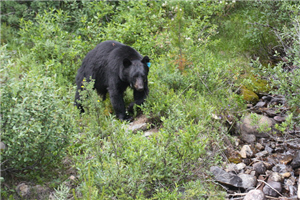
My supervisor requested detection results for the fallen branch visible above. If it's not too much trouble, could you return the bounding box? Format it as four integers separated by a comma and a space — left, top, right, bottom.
257, 179, 284, 197
226, 192, 246, 197
297, 175, 300, 199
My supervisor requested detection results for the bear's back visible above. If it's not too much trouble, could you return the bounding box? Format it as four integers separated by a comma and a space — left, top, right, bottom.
100, 40, 142, 62
77, 40, 143, 80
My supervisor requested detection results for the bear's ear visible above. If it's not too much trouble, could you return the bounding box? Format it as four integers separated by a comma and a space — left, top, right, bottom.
141, 56, 150, 64
123, 58, 132, 68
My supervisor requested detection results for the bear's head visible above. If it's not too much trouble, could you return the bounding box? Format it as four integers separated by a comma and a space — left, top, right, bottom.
123, 56, 150, 91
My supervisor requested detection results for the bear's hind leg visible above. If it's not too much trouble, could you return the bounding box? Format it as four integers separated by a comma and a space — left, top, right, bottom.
75, 89, 85, 113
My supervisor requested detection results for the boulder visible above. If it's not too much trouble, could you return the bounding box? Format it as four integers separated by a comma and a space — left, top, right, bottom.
253, 162, 266, 175
263, 180, 282, 197
291, 150, 300, 169
210, 166, 243, 188
239, 114, 274, 142
238, 174, 257, 189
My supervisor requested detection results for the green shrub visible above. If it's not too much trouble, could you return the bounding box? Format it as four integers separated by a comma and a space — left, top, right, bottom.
18, 9, 85, 85
0, 72, 76, 175
252, 3, 300, 121
73, 118, 213, 199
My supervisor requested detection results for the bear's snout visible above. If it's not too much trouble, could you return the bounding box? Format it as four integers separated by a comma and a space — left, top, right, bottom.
134, 78, 144, 91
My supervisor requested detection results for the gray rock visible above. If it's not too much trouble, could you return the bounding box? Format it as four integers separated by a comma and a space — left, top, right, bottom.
210, 166, 243, 188
244, 189, 265, 200
16, 183, 50, 200
255, 143, 264, 151
269, 172, 282, 182
255, 150, 269, 158
265, 145, 273, 154
226, 163, 238, 172
0, 141, 6, 151
239, 114, 274, 139
265, 108, 277, 117
263, 180, 282, 197
262, 95, 272, 102
16, 183, 31, 197
269, 96, 286, 105
128, 122, 148, 133
254, 101, 267, 108
238, 174, 257, 189
240, 145, 253, 158
272, 164, 290, 174
287, 142, 300, 150
236, 163, 246, 171
253, 162, 266, 175
262, 161, 272, 170
274, 115, 286, 123
144, 129, 158, 138
284, 180, 297, 197
289, 186, 297, 197
291, 150, 300, 169
250, 170, 258, 177
31, 185, 50, 200
241, 133, 256, 143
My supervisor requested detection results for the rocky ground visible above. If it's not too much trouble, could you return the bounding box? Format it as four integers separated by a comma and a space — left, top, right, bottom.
210, 94, 300, 200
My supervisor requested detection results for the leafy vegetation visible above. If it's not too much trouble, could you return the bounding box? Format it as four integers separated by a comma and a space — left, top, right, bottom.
1, 1, 299, 199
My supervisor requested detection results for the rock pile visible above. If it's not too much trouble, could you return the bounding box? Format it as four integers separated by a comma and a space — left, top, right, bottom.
211, 142, 300, 199
211, 95, 300, 199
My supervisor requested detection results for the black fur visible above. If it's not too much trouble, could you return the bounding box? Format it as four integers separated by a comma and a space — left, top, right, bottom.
75, 40, 150, 120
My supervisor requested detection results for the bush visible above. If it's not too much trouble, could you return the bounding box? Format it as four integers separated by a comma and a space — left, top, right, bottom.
18, 9, 85, 85
73, 114, 214, 199
0, 72, 76, 175
252, 3, 300, 121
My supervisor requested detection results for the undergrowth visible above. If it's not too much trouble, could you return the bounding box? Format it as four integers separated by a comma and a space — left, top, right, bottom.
1, 1, 299, 199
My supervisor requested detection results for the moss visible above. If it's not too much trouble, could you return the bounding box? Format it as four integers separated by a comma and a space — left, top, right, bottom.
240, 86, 259, 104
248, 76, 271, 94
242, 74, 271, 95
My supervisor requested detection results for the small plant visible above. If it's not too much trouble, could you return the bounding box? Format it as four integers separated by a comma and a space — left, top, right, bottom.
274, 113, 294, 135
247, 113, 272, 133
53, 183, 71, 200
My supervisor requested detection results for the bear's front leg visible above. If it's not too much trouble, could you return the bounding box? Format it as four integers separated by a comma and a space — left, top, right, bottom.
128, 86, 149, 114
108, 90, 132, 121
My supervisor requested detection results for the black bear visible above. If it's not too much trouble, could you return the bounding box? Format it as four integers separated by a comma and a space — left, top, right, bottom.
75, 40, 150, 120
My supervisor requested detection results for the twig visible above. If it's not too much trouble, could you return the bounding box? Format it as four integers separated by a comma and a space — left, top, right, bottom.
228, 197, 244, 200
227, 192, 246, 197
1, 12, 16, 16
297, 175, 300, 199
247, 22, 280, 32
178, 83, 193, 97
257, 179, 284, 197
264, 196, 281, 200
